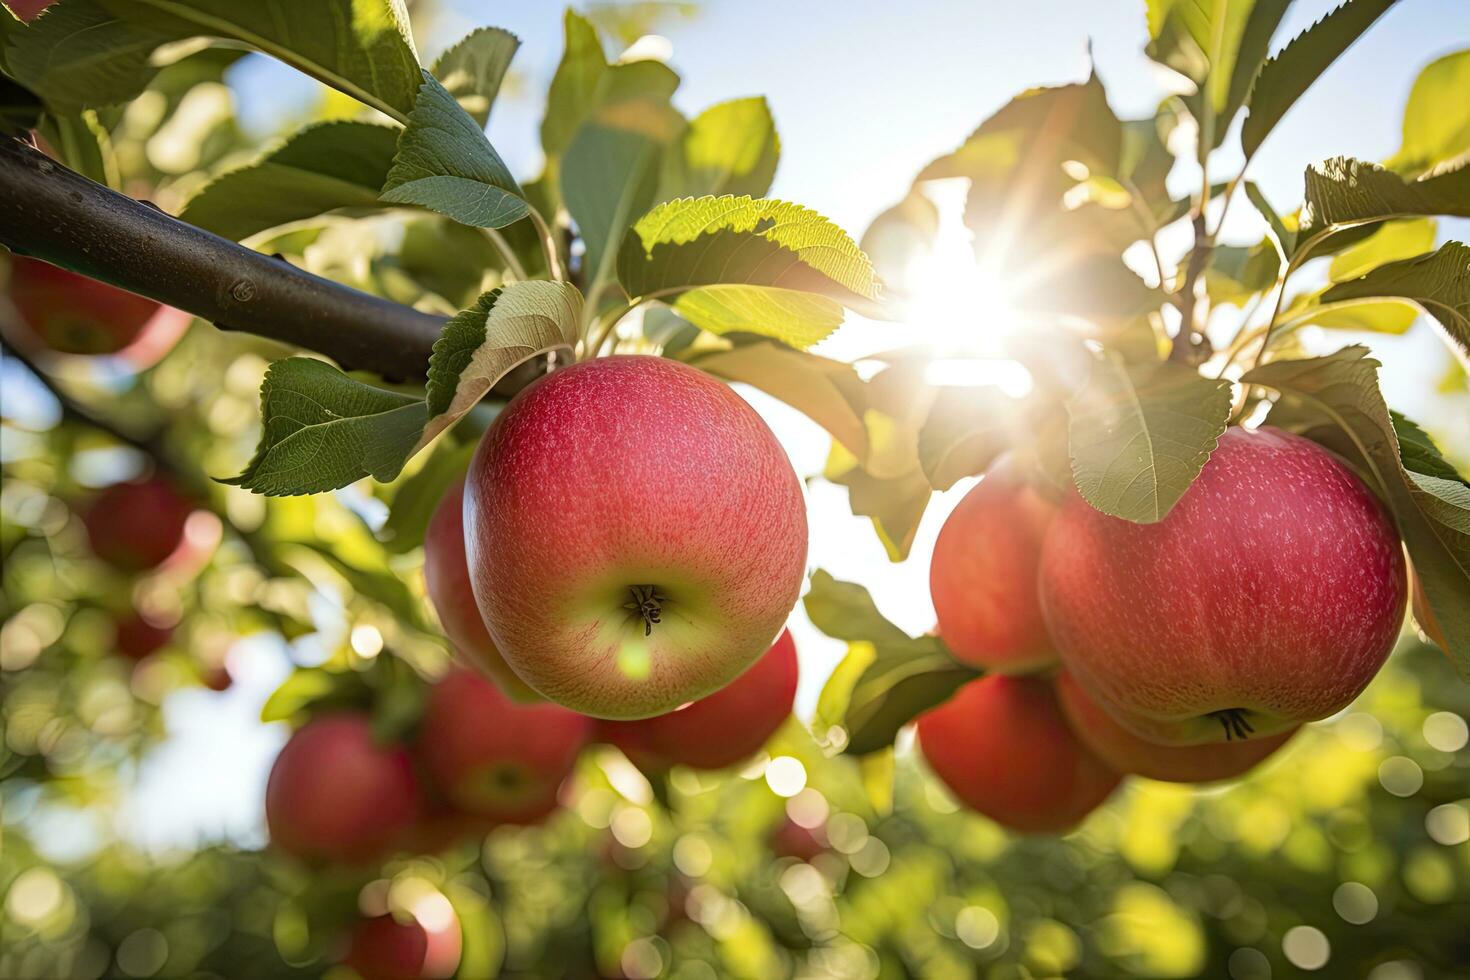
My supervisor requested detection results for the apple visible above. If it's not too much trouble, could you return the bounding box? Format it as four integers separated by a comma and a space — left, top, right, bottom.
929, 456, 1057, 671
4, 255, 184, 358
1039, 425, 1407, 746
417, 667, 592, 824
770, 817, 828, 862
342, 910, 462, 980
599, 628, 798, 770
1054, 670, 1296, 783
265, 713, 423, 864
114, 611, 172, 661
83, 477, 194, 573
3, 0, 54, 23
463, 355, 808, 719
916, 674, 1120, 834
423, 476, 542, 702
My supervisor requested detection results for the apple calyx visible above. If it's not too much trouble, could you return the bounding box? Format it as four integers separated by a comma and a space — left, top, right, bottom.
624, 585, 666, 637
1211, 708, 1255, 741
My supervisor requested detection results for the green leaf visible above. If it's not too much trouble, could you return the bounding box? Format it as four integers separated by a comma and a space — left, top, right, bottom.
0, 73, 41, 136
540, 9, 608, 160
1147, 0, 1281, 145
179, 121, 400, 241
1286, 296, 1418, 335
1219, 0, 1294, 145
916, 386, 1016, 491
1241, 0, 1401, 158
1392, 411, 1468, 486
431, 26, 519, 129
1067, 353, 1233, 524
35, 110, 118, 188
417, 282, 582, 449
1385, 48, 1470, 177
1206, 237, 1281, 307
562, 122, 664, 301
380, 70, 530, 229
1328, 218, 1436, 282
225, 358, 428, 496
1297, 157, 1470, 257
859, 748, 895, 816
1245, 179, 1298, 256
691, 341, 869, 460
1245, 346, 1470, 678
859, 190, 939, 303
7, 0, 422, 120
1322, 241, 1470, 360
802, 571, 979, 756
377, 438, 478, 554
260, 668, 348, 723
616, 195, 883, 347
659, 96, 779, 200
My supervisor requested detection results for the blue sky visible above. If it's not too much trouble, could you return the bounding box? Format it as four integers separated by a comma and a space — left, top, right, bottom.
45, 1, 1470, 853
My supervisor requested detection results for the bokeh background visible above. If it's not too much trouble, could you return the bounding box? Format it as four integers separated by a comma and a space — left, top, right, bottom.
3, 1, 1469, 977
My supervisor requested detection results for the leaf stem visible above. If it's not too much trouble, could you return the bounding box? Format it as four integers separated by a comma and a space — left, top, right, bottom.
483, 227, 527, 282
529, 208, 565, 282
587, 300, 635, 359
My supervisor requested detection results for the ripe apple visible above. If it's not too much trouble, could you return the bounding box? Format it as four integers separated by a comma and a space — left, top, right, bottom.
463, 355, 808, 719
417, 667, 592, 824
1054, 670, 1296, 783
83, 477, 194, 573
599, 628, 798, 770
343, 910, 462, 980
1039, 426, 1407, 746
265, 713, 423, 864
916, 674, 1120, 834
929, 456, 1057, 671
114, 611, 172, 661
423, 476, 540, 702
4, 255, 181, 358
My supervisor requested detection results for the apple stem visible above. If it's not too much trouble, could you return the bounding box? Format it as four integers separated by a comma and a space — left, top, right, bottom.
623, 586, 666, 637
1210, 708, 1255, 741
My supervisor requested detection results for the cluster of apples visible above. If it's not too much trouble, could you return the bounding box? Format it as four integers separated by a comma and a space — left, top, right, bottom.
3, 256, 190, 369
922, 427, 1409, 833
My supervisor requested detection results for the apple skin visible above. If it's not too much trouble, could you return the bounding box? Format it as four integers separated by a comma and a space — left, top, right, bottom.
417, 667, 592, 824
599, 628, 798, 770
916, 674, 1120, 834
4, 0, 54, 21
1039, 426, 1406, 746
83, 477, 194, 573
423, 476, 540, 702
1054, 670, 1296, 783
463, 355, 808, 719
929, 456, 1057, 671
343, 912, 462, 980
114, 612, 172, 661
265, 714, 423, 865
5, 256, 165, 356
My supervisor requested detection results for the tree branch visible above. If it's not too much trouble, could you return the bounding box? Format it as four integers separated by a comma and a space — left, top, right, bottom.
0, 137, 443, 381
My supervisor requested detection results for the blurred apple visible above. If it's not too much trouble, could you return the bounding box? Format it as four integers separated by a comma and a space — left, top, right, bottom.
82, 477, 195, 573
342, 908, 461, 980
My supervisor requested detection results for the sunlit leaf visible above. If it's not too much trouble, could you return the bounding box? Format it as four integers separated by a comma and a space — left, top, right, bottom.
1392, 411, 1468, 486
916, 386, 1017, 491
659, 96, 779, 200
1297, 157, 1470, 258
1206, 237, 1280, 307
860, 190, 939, 303
1384, 48, 1470, 176
1322, 240, 1470, 360
1328, 218, 1436, 282
431, 26, 519, 128
563, 122, 665, 300
35, 109, 118, 188
1067, 354, 1232, 524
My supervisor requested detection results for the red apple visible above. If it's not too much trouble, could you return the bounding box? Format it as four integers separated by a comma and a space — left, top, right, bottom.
1039, 426, 1406, 745
916, 674, 1120, 833
114, 611, 172, 660
600, 629, 798, 770
343, 910, 461, 980
4, 0, 53, 20
5, 255, 169, 356
82, 477, 194, 573
265, 714, 423, 864
930, 456, 1057, 671
770, 817, 828, 862
423, 476, 540, 702
417, 667, 592, 824
463, 355, 808, 719
1054, 670, 1296, 783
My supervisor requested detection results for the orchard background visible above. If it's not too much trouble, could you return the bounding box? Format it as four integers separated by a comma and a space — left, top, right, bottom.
2, 0, 1470, 978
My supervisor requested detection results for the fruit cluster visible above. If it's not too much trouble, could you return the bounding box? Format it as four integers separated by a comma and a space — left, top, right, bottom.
923, 427, 1410, 832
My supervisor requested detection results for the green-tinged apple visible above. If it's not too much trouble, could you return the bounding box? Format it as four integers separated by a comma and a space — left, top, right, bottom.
1040, 426, 1406, 746
114, 611, 172, 661
265, 714, 423, 864
1054, 670, 1296, 783
418, 667, 592, 824
463, 355, 808, 719
930, 455, 1057, 671
917, 674, 1121, 834
598, 628, 798, 770
342, 909, 462, 980
424, 476, 540, 702
4, 255, 190, 364
82, 477, 194, 573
